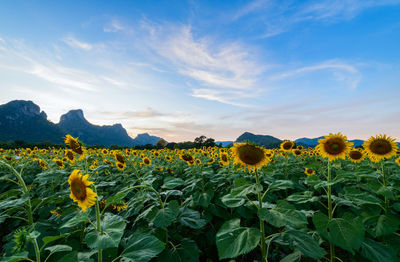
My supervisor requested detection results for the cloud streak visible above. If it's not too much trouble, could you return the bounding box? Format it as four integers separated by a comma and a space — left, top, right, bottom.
141, 23, 265, 105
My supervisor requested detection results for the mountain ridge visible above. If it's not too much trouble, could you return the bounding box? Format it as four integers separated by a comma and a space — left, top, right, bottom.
0, 100, 164, 146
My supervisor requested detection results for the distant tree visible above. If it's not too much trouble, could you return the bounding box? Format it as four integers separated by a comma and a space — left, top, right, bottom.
156, 139, 167, 148
194, 135, 207, 144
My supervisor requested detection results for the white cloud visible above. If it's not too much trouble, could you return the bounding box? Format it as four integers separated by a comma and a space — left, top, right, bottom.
62, 35, 92, 50
141, 23, 265, 105
233, 0, 400, 37
104, 19, 125, 32
270, 60, 361, 89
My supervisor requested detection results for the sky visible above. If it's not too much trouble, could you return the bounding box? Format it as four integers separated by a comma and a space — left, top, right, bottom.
0, 0, 399, 142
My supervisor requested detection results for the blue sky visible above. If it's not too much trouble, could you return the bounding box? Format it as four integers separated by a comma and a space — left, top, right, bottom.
0, 0, 399, 142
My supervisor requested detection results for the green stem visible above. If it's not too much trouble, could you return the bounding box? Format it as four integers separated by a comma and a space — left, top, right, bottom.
95, 189, 102, 262
0, 161, 40, 262
381, 162, 388, 213
327, 160, 334, 262
255, 170, 267, 262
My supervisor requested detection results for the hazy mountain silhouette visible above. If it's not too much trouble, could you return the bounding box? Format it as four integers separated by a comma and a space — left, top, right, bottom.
0, 100, 164, 146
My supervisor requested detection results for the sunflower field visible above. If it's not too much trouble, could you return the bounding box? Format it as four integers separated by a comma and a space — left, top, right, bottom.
0, 133, 400, 262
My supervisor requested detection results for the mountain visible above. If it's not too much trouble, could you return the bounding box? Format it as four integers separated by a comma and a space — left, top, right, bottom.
295, 137, 367, 148
294, 137, 324, 147
0, 100, 65, 143
216, 141, 234, 147
58, 109, 137, 147
235, 132, 282, 148
132, 133, 164, 146
0, 100, 165, 147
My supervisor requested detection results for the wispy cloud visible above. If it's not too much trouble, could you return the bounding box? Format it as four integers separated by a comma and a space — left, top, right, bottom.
270, 60, 362, 89
141, 23, 265, 105
62, 35, 92, 50
101, 108, 165, 119
233, 0, 400, 37
104, 19, 125, 32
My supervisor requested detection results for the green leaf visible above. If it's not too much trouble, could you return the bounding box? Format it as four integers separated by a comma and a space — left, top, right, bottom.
162, 177, 184, 189
221, 193, 246, 208
258, 206, 307, 228
42, 234, 69, 250
85, 213, 126, 249
45, 244, 72, 255
0, 197, 28, 211
280, 251, 302, 262
157, 238, 199, 262
105, 189, 130, 208
0, 252, 29, 262
178, 208, 207, 229
151, 201, 180, 228
216, 218, 261, 259
327, 218, 364, 254
193, 190, 213, 207
375, 214, 400, 237
286, 191, 319, 204
269, 180, 294, 191
285, 230, 326, 259
120, 233, 165, 262
61, 212, 89, 228
360, 239, 399, 262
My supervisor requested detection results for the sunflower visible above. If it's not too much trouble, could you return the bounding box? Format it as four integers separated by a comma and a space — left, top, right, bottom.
65, 135, 84, 155
231, 142, 269, 171
114, 152, 125, 164
220, 152, 229, 165
102, 149, 109, 155
395, 157, 400, 167
304, 168, 315, 176
316, 133, 353, 161
53, 158, 65, 169
68, 170, 97, 212
116, 161, 126, 171
207, 157, 215, 164
280, 140, 294, 152
363, 134, 398, 162
142, 157, 151, 165
347, 148, 365, 163
65, 150, 76, 163
180, 153, 194, 164
292, 149, 302, 156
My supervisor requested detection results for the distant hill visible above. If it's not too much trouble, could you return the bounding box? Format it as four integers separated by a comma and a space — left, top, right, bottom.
0, 100, 165, 147
132, 133, 164, 146
295, 137, 369, 148
0, 100, 65, 143
216, 141, 233, 147
235, 132, 282, 148
58, 109, 137, 147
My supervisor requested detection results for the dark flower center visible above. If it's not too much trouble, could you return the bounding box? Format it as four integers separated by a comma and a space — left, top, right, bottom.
323, 138, 345, 155
369, 139, 392, 155
237, 145, 265, 165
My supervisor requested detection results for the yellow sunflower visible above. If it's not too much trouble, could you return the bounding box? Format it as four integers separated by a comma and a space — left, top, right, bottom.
316, 133, 353, 161
65, 134, 84, 155
347, 148, 365, 163
68, 170, 97, 212
142, 157, 151, 165
220, 152, 230, 165
292, 149, 302, 157
53, 158, 65, 169
304, 168, 315, 176
395, 157, 400, 167
65, 150, 76, 163
179, 153, 194, 164
280, 140, 294, 152
231, 142, 269, 171
363, 134, 398, 162
114, 152, 125, 165
116, 161, 126, 171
